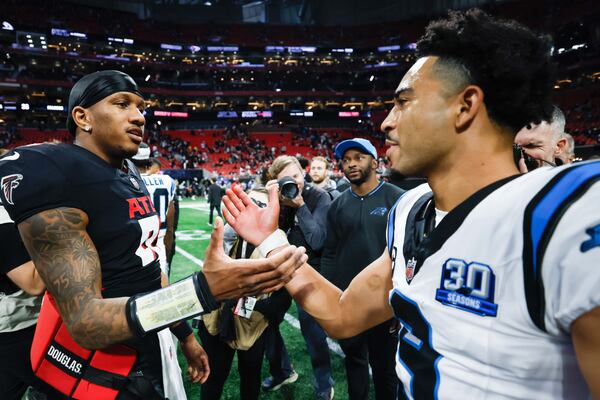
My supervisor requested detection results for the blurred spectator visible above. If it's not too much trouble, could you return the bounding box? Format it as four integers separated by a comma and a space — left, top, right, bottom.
207, 178, 225, 225
310, 156, 339, 200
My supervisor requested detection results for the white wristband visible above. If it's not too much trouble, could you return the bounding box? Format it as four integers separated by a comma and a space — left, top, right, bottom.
257, 229, 289, 257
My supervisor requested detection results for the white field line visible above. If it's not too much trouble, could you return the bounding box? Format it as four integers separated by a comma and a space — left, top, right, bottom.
175, 245, 204, 267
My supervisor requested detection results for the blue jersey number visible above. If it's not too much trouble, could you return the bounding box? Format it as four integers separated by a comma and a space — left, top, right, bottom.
390, 289, 442, 400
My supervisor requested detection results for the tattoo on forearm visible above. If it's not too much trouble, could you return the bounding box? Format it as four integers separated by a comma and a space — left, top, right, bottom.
19, 208, 132, 349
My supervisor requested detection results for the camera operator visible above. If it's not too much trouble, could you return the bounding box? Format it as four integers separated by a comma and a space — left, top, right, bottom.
261, 156, 335, 400
514, 105, 567, 171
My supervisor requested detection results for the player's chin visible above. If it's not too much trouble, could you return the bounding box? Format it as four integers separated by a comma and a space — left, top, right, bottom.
348, 174, 366, 185
391, 161, 412, 177
120, 142, 141, 158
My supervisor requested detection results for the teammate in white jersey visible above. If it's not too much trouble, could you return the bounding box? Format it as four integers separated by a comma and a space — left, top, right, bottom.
132, 143, 176, 276
222, 9, 600, 399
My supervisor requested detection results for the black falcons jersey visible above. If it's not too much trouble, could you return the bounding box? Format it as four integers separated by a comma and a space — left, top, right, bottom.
0, 143, 162, 298
0, 143, 164, 391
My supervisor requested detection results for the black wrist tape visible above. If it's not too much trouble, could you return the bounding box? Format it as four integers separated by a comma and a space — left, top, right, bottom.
170, 321, 194, 341
193, 271, 219, 312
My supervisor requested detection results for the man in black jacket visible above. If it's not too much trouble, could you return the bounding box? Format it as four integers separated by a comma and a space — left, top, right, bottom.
321, 138, 403, 400
261, 155, 335, 400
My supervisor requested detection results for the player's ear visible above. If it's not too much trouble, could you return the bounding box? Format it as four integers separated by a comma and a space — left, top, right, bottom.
72, 106, 92, 133
455, 85, 483, 132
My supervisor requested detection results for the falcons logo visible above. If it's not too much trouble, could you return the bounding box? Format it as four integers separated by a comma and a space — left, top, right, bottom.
1, 174, 23, 205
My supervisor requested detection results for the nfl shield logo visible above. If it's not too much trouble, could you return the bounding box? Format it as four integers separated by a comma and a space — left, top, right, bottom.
130, 176, 140, 190
406, 257, 417, 283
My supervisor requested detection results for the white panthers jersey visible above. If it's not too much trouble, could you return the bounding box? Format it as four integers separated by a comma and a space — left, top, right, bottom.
387, 161, 600, 399
141, 173, 176, 274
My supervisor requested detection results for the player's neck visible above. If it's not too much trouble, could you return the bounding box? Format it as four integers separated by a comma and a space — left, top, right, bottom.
429, 148, 519, 212
351, 174, 380, 196
74, 139, 124, 169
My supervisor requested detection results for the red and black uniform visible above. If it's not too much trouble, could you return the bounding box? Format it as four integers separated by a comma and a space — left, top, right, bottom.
0, 143, 164, 398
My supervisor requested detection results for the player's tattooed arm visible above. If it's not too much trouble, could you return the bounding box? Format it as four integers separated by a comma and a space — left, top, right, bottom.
18, 207, 133, 349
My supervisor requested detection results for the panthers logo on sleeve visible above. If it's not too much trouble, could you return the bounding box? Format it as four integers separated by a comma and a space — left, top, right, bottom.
581, 224, 600, 253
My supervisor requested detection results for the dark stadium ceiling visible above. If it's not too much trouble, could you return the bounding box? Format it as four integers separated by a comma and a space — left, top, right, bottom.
64, 0, 510, 26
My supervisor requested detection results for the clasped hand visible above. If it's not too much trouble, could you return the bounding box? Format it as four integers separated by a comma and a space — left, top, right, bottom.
202, 187, 306, 299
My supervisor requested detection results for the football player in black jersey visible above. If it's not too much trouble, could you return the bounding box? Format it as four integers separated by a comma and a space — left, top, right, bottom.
0, 70, 307, 398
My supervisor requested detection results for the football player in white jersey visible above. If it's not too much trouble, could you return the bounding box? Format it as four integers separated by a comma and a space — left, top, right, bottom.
222, 9, 600, 399
132, 143, 176, 277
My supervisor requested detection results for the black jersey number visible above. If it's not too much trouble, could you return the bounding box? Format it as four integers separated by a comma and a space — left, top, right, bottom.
390, 289, 442, 400
152, 188, 169, 230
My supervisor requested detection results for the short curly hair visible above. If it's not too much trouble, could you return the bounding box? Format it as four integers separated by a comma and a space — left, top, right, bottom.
417, 9, 556, 134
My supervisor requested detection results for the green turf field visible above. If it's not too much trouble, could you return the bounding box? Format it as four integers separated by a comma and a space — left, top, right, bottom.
170, 198, 376, 399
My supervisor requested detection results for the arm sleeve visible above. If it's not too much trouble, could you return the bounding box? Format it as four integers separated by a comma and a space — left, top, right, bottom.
0, 222, 30, 274
296, 190, 331, 251
320, 203, 339, 282
541, 179, 600, 335
0, 149, 70, 224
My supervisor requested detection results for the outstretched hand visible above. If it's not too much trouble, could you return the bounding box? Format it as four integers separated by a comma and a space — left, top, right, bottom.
222, 184, 280, 246
202, 217, 307, 300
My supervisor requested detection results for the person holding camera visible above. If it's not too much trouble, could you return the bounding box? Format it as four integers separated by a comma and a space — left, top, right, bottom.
514, 105, 567, 171
261, 156, 335, 400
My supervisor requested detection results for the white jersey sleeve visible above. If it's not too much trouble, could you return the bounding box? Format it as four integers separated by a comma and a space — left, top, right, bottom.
536, 162, 600, 335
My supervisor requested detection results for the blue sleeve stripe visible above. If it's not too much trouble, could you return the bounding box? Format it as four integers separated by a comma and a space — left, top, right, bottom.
523, 161, 600, 332
530, 162, 600, 275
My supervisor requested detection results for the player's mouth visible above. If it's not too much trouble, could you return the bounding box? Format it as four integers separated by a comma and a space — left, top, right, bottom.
385, 139, 399, 158
127, 128, 143, 143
